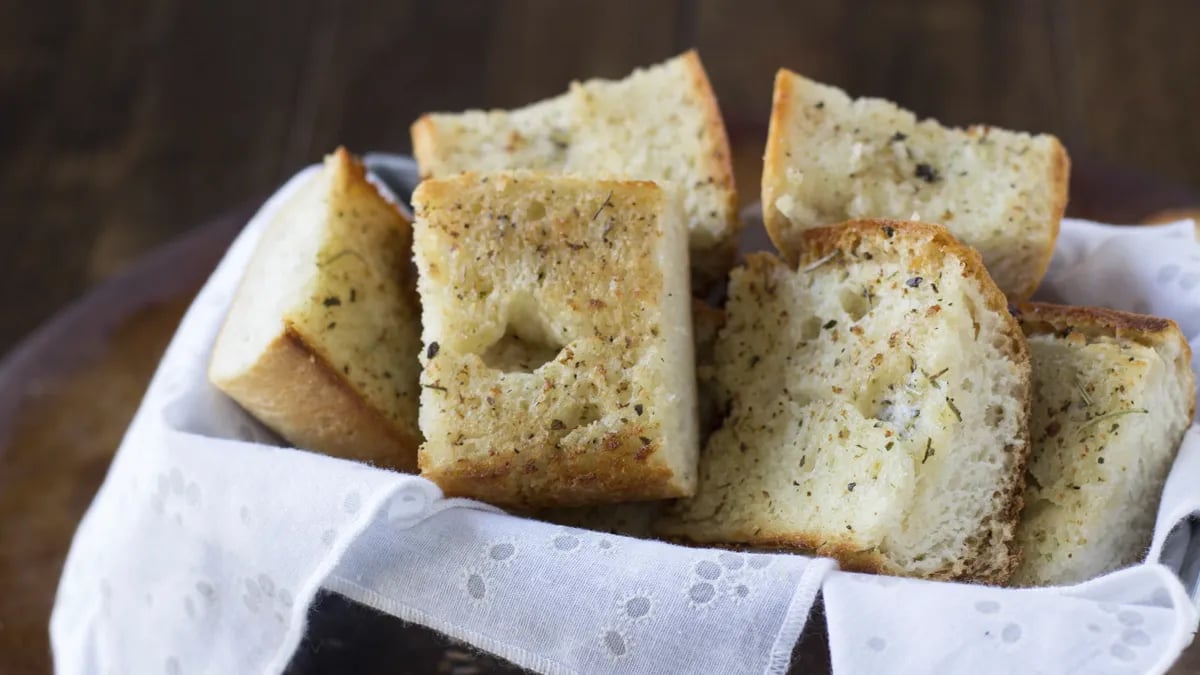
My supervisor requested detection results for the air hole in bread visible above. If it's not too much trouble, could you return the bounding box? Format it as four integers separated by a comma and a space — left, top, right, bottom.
800, 316, 822, 341
480, 295, 564, 374
577, 402, 602, 428
963, 294, 982, 341
838, 286, 869, 321
526, 200, 546, 221
481, 332, 562, 373
987, 404, 1004, 425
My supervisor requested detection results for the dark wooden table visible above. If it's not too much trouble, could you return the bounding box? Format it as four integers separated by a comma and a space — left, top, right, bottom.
4, 0, 1200, 356
3, 1, 1200, 673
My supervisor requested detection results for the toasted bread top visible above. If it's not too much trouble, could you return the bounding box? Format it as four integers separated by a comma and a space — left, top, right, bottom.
412, 171, 698, 508
762, 69, 1069, 300
1014, 301, 1195, 420
411, 51, 740, 287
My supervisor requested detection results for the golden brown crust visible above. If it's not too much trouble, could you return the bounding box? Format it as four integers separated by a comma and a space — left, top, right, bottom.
761, 69, 796, 258
1047, 140, 1071, 265
799, 219, 1030, 583
410, 116, 439, 179
328, 146, 362, 189
679, 49, 742, 284
665, 479, 1019, 583
794, 220, 1023, 328
666, 529, 891, 576
1011, 138, 1070, 300
1015, 301, 1196, 421
667, 523, 1016, 581
216, 326, 420, 472
1016, 302, 1177, 342
420, 423, 682, 509
1023, 143, 1065, 298
414, 172, 663, 203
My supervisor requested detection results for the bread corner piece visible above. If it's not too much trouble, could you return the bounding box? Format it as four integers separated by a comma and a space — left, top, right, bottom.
209, 147, 422, 470
658, 219, 1032, 583
411, 50, 739, 291
1011, 303, 1195, 587
762, 69, 1069, 300
412, 171, 699, 509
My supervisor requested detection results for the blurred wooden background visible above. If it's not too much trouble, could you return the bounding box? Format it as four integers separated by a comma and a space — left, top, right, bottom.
3, 0, 1200, 355
3, 1, 1200, 673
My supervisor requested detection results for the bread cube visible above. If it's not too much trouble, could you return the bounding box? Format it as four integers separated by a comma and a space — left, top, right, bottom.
659, 220, 1032, 583
412, 51, 739, 289
209, 148, 422, 469
412, 172, 699, 508
1011, 303, 1195, 586
763, 69, 1069, 299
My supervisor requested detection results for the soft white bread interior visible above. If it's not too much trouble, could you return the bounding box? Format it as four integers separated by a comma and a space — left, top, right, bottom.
658, 219, 1032, 583
412, 51, 739, 288
762, 69, 1069, 299
1011, 303, 1195, 586
209, 148, 422, 469
412, 171, 698, 509
534, 300, 725, 537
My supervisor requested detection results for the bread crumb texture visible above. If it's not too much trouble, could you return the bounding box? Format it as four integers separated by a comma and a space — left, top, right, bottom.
209, 148, 422, 469
412, 171, 699, 509
659, 219, 1032, 583
1010, 303, 1195, 586
762, 69, 1069, 299
534, 300, 723, 535
412, 51, 739, 288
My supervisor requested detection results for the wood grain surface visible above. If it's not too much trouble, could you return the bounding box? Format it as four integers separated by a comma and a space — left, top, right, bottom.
3, 0, 1200, 355
3, 1, 1200, 673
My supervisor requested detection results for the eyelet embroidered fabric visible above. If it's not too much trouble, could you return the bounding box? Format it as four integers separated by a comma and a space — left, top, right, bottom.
50, 159, 1200, 675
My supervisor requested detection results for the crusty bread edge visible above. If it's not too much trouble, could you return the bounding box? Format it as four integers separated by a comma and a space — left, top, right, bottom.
410, 116, 439, 180
1015, 301, 1196, 421
677, 50, 742, 282
412, 170, 666, 206
761, 71, 1071, 301
1011, 136, 1070, 300
761, 68, 798, 262
420, 432, 685, 511
659, 525, 893, 577
211, 325, 421, 472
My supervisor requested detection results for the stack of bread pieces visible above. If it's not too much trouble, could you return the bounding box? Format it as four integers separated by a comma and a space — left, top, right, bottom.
209, 54, 1195, 587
